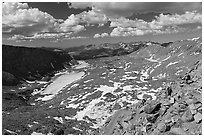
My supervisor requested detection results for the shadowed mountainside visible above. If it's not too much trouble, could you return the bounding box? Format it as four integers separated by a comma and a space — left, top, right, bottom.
2, 45, 74, 85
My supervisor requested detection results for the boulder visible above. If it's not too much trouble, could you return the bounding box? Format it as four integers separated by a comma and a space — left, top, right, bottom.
194, 112, 202, 123
169, 98, 175, 104
144, 103, 161, 114
188, 104, 197, 114
157, 122, 167, 133
169, 128, 188, 135
181, 109, 194, 122
185, 98, 195, 105
146, 113, 160, 123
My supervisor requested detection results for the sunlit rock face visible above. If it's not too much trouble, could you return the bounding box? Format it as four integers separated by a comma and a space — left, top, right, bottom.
2, 37, 202, 135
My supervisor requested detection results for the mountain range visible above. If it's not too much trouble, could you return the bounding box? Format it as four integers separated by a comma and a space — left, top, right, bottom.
2, 37, 202, 135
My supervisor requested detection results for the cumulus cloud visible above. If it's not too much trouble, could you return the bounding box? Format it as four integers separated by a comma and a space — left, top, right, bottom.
61, 7, 108, 27
66, 36, 88, 40
9, 32, 72, 41
59, 7, 108, 35
110, 26, 187, 37
109, 11, 202, 37
2, 2, 61, 36
2, 2, 88, 41
3, 2, 202, 41
110, 17, 150, 29
2, 2, 29, 15
68, 3, 202, 37
153, 11, 202, 26
59, 14, 85, 33
110, 27, 147, 37
68, 2, 201, 18
78, 7, 108, 26
93, 33, 109, 38
3, 2, 109, 41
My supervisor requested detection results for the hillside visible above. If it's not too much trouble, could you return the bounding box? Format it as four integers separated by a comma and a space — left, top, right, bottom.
100, 60, 202, 135
98, 37, 202, 135
2, 37, 202, 135
65, 41, 159, 60
2, 45, 74, 85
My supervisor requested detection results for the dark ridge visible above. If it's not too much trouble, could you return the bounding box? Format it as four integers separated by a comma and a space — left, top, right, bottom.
2, 44, 73, 86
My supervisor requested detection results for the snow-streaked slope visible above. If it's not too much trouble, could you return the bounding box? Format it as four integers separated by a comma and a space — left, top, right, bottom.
3, 37, 201, 135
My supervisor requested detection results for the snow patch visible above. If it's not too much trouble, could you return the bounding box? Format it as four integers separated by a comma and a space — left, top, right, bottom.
53, 117, 63, 123
31, 132, 53, 135
166, 61, 180, 68
74, 61, 89, 69
145, 55, 159, 62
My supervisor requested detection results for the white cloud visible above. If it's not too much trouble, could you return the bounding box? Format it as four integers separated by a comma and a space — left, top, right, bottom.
60, 14, 80, 27
110, 17, 150, 29
3, 2, 202, 41
9, 32, 72, 41
2, 2, 29, 15
3, 2, 108, 41
110, 27, 149, 37
109, 11, 202, 37
2, 2, 89, 41
66, 36, 88, 40
68, 2, 201, 18
153, 11, 202, 26
93, 33, 109, 38
79, 7, 108, 26
59, 17, 85, 33
2, 2, 61, 36
93, 34, 100, 38
197, 26, 202, 30
59, 7, 108, 33
61, 7, 108, 27
110, 26, 186, 37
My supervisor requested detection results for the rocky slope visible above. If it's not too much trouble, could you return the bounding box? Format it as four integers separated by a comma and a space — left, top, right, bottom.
2, 45, 74, 85
2, 37, 202, 135
97, 37, 202, 135
99, 61, 202, 135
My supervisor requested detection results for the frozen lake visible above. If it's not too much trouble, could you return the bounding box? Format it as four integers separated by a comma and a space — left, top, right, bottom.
41, 71, 85, 95
37, 61, 89, 101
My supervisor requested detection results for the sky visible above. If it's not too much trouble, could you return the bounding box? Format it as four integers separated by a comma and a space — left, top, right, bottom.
2, 2, 202, 48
